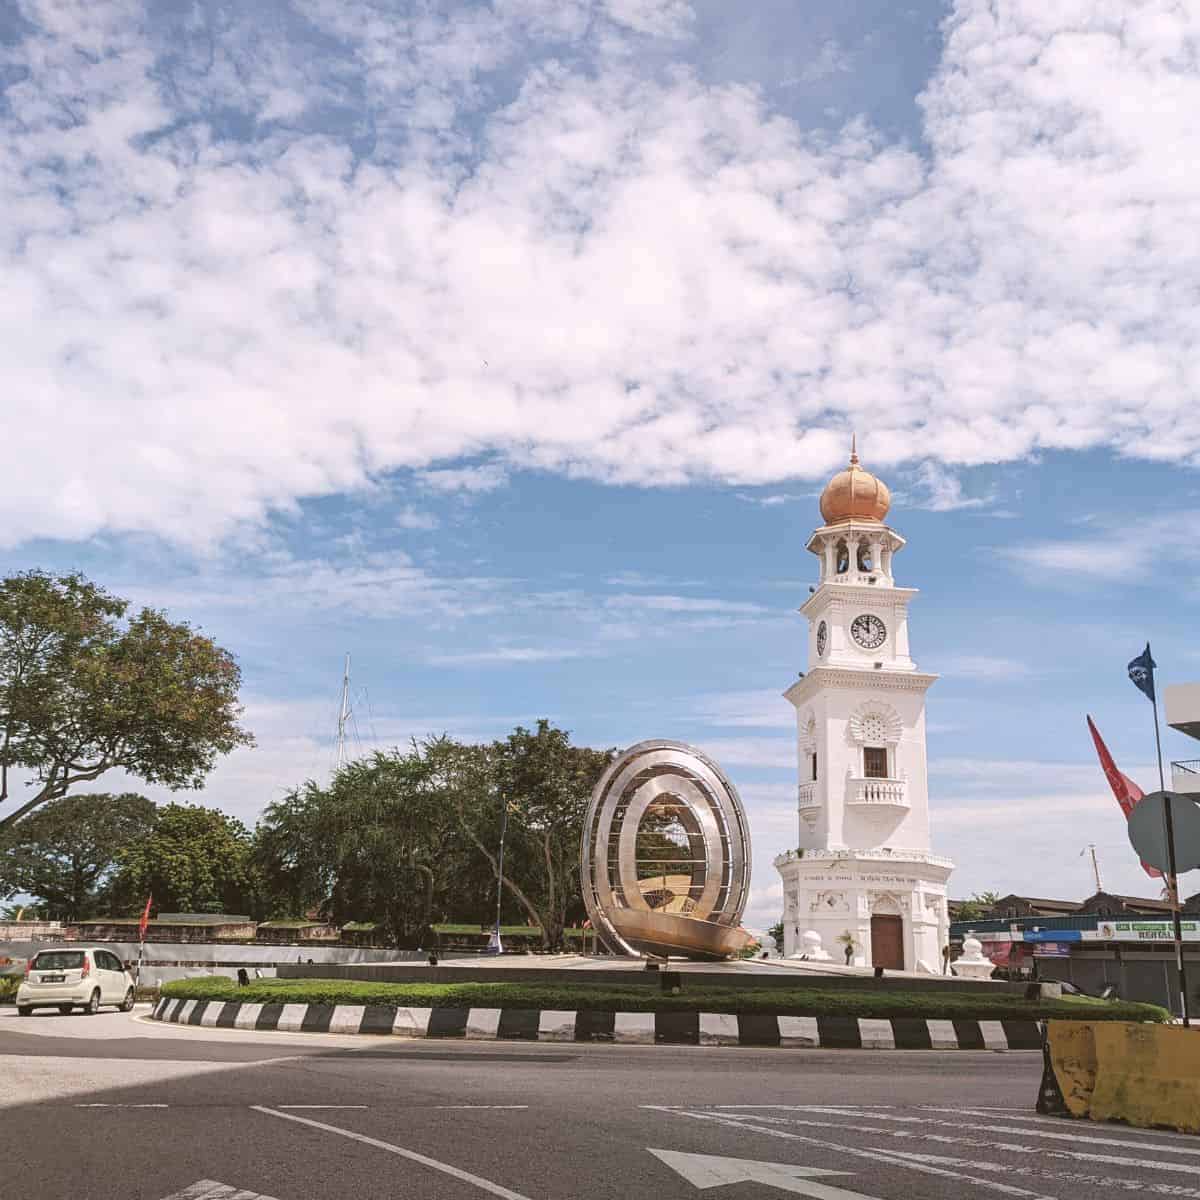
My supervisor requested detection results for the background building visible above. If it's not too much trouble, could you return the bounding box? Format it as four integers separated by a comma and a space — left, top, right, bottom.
1167, 683, 1200, 797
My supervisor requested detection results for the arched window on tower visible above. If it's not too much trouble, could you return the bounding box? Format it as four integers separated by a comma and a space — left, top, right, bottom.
835, 539, 849, 574
857, 542, 873, 572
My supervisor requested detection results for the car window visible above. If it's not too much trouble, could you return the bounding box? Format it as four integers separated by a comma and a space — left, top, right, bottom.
103, 951, 123, 972
32, 951, 85, 971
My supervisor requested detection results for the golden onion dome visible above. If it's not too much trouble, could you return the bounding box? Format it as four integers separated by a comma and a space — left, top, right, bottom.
819, 439, 891, 525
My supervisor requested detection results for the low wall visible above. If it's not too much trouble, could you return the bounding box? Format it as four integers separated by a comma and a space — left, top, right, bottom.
0, 922, 64, 942
68, 921, 260, 943
0, 940, 420, 988
255, 924, 341, 944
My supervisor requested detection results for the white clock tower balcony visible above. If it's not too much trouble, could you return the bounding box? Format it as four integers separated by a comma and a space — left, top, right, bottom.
846, 774, 908, 810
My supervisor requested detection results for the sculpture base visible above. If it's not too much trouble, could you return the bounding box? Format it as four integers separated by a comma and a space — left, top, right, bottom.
606, 909, 754, 961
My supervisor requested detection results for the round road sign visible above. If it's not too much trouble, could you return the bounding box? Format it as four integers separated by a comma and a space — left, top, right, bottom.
1127, 791, 1200, 873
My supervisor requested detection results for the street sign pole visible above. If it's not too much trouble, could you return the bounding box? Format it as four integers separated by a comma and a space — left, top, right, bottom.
1151, 693, 1190, 1026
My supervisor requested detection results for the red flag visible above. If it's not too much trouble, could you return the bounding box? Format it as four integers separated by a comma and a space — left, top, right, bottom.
138, 895, 152, 943
1086, 715, 1162, 879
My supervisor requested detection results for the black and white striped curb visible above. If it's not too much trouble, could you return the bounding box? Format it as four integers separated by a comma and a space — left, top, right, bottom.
150, 998, 1041, 1049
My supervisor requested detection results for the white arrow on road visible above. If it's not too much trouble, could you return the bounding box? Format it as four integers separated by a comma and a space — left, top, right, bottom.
648, 1150, 883, 1199
160, 1182, 280, 1200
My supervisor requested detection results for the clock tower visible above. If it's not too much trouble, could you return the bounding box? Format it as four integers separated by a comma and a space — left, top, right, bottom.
774, 441, 954, 971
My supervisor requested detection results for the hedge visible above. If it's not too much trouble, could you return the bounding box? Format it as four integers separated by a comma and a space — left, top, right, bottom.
159, 975, 1170, 1023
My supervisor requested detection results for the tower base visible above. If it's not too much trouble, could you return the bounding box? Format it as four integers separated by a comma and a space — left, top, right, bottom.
775, 848, 954, 972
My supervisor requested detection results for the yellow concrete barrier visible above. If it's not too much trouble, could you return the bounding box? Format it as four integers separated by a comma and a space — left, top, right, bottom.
1089, 1022, 1200, 1134
1046, 1021, 1098, 1117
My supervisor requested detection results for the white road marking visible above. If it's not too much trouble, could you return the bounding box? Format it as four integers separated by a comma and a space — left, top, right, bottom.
274, 1004, 308, 1033
704, 1110, 1200, 1178
926, 1019, 959, 1049
856, 1019, 894, 1050
882, 1149, 1200, 1198
778, 1016, 820, 1046
978, 1020, 1008, 1050
159, 1182, 280, 1200
466, 1008, 502, 1039
251, 1106, 535, 1200
769, 1106, 1200, 1159
920, 1106, 1200, 1143
76, 1103, 169, 1108
537, 1009, 576, 1042
613, 1012, 655, 1043
648, 1148, 878, 1198
432, 1105, 530, 1110
648, 1107, 1059, 1200
275, 1105, 368, 1110
704, 1106, 895, 1112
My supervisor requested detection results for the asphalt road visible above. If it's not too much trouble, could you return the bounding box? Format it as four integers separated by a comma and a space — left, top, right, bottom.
3, 1007, 1197, 1200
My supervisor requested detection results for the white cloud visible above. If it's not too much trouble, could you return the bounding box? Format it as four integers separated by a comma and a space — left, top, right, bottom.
695, 736, 796, 769
692, 689, 794, 729
908, 462, 989, 512
417, 465, 510, 494
784, 39, 853, 87
395, 505, 439, 530
429, 646, 593, 665
6, 2, 1200, 549
936, 655, 1032, 681
59, 695, 515, 828
603, 0, 693, 38
605, 593, 770, 615
1005, 513, 1200, 582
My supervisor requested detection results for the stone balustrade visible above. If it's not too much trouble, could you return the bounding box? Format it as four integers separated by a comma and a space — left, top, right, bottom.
846, 776, 909, 808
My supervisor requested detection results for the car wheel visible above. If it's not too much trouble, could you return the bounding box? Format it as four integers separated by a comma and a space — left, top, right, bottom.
120, 989, 135, 1013
85, 989, 100, 1015
17, 1006, 32, 1017
59, 1005, 74, 1015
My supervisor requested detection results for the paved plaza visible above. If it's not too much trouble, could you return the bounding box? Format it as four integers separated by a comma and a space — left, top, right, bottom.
4, 1007, 1196, 1200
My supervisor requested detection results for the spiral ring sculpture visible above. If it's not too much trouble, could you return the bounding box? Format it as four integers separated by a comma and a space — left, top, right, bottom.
581, 740, 753, 960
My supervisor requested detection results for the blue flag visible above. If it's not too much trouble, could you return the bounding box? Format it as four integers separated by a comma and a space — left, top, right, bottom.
1128, 643, 1157, 702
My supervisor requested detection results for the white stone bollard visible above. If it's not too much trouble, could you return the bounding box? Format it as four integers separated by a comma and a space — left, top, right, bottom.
951, 935, 996, 980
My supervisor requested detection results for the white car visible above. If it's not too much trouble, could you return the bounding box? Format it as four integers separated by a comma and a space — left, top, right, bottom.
16, 947, 136, 1016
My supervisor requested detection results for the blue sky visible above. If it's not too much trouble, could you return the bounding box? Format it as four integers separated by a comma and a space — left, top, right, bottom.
4, 1, 1200, 927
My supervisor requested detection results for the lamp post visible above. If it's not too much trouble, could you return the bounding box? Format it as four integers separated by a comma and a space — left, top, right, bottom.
487, 787, 509, 955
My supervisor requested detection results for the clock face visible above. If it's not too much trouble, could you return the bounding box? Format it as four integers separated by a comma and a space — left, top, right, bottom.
816, 620, 827, 657
850, 613, 886, 650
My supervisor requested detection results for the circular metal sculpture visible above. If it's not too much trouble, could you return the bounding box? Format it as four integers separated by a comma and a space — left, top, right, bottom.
581, 740, 753, 960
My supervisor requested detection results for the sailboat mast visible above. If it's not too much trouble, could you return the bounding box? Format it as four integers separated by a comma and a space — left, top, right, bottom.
335, 653, 351, 771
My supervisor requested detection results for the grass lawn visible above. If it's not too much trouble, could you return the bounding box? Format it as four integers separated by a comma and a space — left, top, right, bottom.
159, 976, 1169, 1022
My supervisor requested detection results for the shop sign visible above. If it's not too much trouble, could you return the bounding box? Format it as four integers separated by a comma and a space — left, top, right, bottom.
1084, 920, 1200, 942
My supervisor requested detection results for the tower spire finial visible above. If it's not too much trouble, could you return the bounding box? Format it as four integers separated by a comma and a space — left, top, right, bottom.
850, 432, 858, 465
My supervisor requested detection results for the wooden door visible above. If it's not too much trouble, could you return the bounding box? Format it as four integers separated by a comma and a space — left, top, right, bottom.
870, 914, 904, 971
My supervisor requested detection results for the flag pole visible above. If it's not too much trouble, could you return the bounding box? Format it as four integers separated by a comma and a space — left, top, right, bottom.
1151, 690, 1190, 1027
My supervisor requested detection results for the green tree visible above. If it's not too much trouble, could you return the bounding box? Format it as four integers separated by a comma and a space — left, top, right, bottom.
0, 571, 254, 830
108, 803, 254, 914
953, 891, 1001, 922
254, 747, 475, 948
0, 792, 156, 920
433, 720, 615, 951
